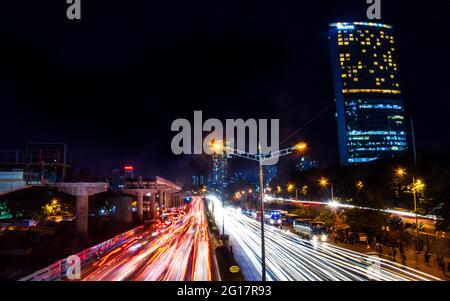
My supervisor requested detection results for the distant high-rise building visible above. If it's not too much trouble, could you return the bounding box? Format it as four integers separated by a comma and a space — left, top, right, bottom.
209, 147, 231, 191
230, 171, 246, 184
124, 165, 134, 179
329, 22, 408, 164
110, 165, 135, 191
296, 156, 319, 171
192, 175, 199, 187
111, 168, 125, 191
264, 166, 278, 187
192, 175, 207, 187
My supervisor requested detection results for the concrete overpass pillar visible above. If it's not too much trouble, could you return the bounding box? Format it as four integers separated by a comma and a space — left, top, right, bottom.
159, 190, 164, 214
76, 195, 89, 240
166, 193, 172, 208
150, 193, 156, 219
136, 192, 144, 222
54, 183, 108, 242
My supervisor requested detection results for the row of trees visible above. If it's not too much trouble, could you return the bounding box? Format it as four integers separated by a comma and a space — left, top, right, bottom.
224, 149, 450, 231
0, 188, 75, 221
280, 150, 450, 231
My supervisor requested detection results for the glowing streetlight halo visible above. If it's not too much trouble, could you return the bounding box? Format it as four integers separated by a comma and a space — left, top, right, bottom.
396, 167, 406, 177
293, 142, 308, 151
319, 177, 329, 187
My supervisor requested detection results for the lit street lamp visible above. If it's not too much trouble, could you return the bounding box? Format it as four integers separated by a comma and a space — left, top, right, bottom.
319, 177, 334, 203
210, 139, 307, 281
287, 183, 298, 200
356, 180, 364, 191
396, 168, 423, 252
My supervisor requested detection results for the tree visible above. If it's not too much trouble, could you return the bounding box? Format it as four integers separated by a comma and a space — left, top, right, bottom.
315, 207, 336, 227
344, 208, 389, 238
41, 199, 72, 219
293, 205, 316, 219
435, 196, 450, 231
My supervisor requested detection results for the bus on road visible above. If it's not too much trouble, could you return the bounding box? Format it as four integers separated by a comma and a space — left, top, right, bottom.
293, 219, 327, 241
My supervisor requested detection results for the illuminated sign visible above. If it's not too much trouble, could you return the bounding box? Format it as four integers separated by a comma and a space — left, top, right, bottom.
337, 24, 355, 30
330, 22, 392, 30
124, 165, 134, 171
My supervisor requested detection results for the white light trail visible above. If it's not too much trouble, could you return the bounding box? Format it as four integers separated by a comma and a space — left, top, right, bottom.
264, 195, 440, 220
208, 194, 441, 281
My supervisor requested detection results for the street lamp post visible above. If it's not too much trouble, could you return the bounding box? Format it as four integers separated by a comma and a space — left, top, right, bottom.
287, 184, 298, 200
210, 140, 307, 281
222, 197, 225, 236
258, 145, 266, 281
319, 177, 334, 202
412, 176, 419, 252
331, 183, 334, 203
396, 168, 421, 252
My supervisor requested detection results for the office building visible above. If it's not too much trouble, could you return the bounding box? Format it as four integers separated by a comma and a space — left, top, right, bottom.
329, 22, 408, 164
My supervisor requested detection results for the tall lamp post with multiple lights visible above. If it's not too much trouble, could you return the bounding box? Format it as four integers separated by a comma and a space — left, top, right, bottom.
396, 168, 424, 252
211, 140, 307, 281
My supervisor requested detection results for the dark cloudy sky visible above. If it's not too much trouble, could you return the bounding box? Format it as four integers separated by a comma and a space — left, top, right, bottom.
1, 0, 449, 178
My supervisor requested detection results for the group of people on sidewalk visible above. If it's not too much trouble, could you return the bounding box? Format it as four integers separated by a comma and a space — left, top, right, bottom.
328, 226, 449, 278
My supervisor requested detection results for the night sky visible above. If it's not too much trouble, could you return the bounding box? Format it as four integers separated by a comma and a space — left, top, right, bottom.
1, 0, 449, 178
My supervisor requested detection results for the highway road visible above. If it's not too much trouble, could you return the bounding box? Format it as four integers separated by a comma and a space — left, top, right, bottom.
76, 196, 212, 281
208, 195, 441, 281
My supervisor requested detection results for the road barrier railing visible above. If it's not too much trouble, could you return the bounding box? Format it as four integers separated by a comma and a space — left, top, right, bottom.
19, 225, 144, 281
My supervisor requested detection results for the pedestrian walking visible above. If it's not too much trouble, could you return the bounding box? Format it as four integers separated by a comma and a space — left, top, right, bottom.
438, 256, 446, 276
401, 252, 407, 269
376, 243, 382, 254
424, 251, 431, 266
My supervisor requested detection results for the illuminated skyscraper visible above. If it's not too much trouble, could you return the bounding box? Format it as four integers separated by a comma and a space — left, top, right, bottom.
124, 165, 134, 179
296, 155, 319, 171
264, 165, 278, 187
329, 22, 408, 164
209, 143, 231, 191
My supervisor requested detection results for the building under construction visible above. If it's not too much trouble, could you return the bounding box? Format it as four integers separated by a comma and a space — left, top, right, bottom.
0, 143, 70, 184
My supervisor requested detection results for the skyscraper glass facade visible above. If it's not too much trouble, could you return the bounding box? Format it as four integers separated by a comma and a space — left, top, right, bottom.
209, 148, 231, 191
329, 22, 408, 164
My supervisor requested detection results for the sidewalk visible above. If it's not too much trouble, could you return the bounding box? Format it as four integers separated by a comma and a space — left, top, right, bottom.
228, 234, 261, 281
209, 230, 222, 281
206, 206, 245, 281
327, 240, 448, 280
